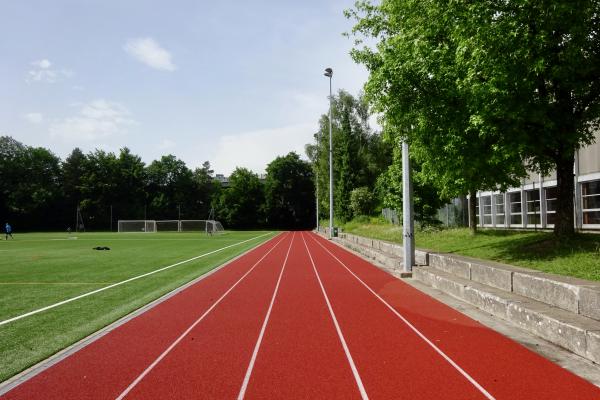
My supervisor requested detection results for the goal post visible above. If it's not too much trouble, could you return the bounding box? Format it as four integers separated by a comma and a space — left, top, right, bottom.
180, 220, 225, 234
118, 219, 223, 234
118, 220, 157, 233
156, 220, 181, 232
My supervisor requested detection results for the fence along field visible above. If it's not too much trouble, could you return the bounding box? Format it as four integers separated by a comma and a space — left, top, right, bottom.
0, 230, 275, 383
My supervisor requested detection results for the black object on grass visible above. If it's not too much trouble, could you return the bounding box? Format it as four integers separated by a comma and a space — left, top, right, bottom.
92, 246, 111, 250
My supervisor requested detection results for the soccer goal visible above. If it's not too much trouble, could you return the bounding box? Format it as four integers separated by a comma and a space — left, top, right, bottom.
117, 220, 157, 233
156, 220, 181, 232
180, 220, 224, 234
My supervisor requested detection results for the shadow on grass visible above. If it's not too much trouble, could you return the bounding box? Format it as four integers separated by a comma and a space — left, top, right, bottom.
471, 231, 599, 264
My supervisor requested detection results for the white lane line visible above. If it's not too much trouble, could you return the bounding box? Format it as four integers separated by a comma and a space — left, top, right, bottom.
309, 233, 496, 400
237, 232, 295, 400
115, 232, 289, 400
0, 232, 274, 327
301, 232, 369, 400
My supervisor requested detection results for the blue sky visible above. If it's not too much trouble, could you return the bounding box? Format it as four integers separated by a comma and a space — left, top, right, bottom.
0, 0, 369, 175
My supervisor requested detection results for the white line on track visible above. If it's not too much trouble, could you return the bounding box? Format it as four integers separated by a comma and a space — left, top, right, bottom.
0, 232, 274, 327
309, 233, 496, 400
115, 232, 289, 400
301, 232, 369, 400
237, 232, 295, 400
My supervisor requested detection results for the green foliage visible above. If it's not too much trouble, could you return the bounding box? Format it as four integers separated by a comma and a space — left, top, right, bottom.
348, 0, 600, 237
215, 167, 265, 228
264, 152, 315, 229
306, 91, 391, 222
349, 187, 374, 217
375, 146, 447, 225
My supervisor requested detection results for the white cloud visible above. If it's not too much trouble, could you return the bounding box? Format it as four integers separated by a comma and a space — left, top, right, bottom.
124, 38, 176, 71
210, 123, 315, 175
22, 112, 44, 124
50, 99, 137, 141
26, 59, 72, 83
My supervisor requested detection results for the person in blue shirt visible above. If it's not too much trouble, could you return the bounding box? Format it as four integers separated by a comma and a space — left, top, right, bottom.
5, 223, 13, 240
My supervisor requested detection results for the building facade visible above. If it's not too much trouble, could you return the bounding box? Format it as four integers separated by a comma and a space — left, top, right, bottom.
474, 133, 600, 230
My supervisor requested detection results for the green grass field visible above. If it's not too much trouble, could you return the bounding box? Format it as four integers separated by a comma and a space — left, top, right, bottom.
341, 218, 600, 281
0, 230, 276, 383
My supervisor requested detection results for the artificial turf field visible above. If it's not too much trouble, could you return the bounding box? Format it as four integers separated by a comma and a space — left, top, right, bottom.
0, 231, 275, 382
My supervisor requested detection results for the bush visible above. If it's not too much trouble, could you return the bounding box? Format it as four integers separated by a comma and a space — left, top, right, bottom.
350, 187, 374, 217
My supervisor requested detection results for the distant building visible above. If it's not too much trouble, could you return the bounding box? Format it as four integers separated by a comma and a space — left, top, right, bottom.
473, 132, 600, 230
214, 173, 267, 188
214, 174, 230, 188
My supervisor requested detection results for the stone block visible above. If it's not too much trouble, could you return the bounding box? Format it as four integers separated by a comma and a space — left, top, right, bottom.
429, 255, 471, 280
579, 287, 600, 321
469, 262, 512, 292
512, 272, 579, 313
462, 286, 510, 319
507, 302, 588, 357
586, 330, 600, 364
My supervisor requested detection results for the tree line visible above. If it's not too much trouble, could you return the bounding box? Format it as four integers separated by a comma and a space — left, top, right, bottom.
0, 136, 315, 231
305, 90, 447, 226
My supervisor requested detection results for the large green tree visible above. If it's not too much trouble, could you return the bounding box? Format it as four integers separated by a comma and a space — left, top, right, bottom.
349, 0, 600, 237
455, 1, 600, 237
264, 152, 315, 229
215, 167, 265, 228
146, 154, 196, 219
305, 91, 391, 222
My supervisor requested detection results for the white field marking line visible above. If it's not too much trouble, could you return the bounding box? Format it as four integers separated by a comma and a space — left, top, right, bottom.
309, 234, 496, 400
301, 232, 369, 400
114, 232, 289, 400
237, 232, 295, 400
0, 232, 274, 327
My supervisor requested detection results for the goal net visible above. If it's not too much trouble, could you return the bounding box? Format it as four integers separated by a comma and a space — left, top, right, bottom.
180, 220, 224, 234
156, 220, 180, 232
118, 220, 157, 233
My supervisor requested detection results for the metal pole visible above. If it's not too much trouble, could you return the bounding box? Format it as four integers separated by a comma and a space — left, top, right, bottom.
322, 67, 334, 238
328, 72, 334, 239
402, 141, 415, 272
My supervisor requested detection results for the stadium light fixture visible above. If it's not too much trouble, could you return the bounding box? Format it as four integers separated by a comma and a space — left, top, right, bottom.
324, 67, 334, 239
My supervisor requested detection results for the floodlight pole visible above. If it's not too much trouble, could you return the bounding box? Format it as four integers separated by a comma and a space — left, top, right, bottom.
402, 140, 415, 272
324, 67, 334, 239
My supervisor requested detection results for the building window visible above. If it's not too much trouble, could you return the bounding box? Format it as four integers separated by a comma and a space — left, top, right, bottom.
545, 187, 557, 226
475, 198, 480, 225
509, 192, 522, 225
482, 195, 492, 225
582, 180, 600, 225
526, 189, 541, 225
495, 193, 505, 225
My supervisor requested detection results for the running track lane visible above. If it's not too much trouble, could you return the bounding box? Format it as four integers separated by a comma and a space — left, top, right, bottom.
306, 231, 600, 399
116, 232, 295, 399
239, 231, 364, 399
1, 232, 289, 400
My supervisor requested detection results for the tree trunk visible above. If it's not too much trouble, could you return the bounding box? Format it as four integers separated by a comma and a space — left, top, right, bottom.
468, 189, 478, 235
554, 152, 575, 238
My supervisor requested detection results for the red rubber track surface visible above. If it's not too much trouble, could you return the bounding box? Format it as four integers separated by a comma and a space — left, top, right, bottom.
2, 231, 600, 399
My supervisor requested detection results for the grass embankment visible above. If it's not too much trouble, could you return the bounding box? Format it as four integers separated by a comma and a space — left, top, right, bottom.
341, 218, 600, 282
0, 231, 275, 382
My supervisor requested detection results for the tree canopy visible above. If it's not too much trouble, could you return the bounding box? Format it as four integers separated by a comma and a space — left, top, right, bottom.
347, 0, 600, 236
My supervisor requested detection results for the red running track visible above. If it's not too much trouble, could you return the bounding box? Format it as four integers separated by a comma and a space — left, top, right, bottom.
2, 231, 600, 399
